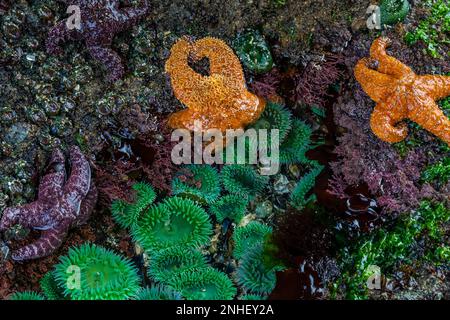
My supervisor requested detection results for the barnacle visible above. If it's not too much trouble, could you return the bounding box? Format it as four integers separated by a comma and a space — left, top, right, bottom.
168, 267, 237, 300
251, 102, 292, 142
172, 165, 221, 204
132, 197, 213, 252
232, 221, 273, 259
46, 0, 150, 82
133, 284, 182, 300
165, 37, 266, 133
236, 244, 284, 295
40, 271, 65, 300
354, 37, 450, 146
148, 246, 207, 283
289, 165, 324, 210
209, 194, 248, 224
9, 291, 46, 300
111, 182, 156, 229
279, 119, 313, 164
53, 243, 140, 300
221, 165, 269, 199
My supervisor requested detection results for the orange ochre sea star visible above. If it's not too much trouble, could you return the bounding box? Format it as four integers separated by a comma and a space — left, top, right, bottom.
354, 37, 450, 146
165, 37, 266, 133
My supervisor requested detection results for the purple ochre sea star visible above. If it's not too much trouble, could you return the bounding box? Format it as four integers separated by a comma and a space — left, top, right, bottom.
46, 0, 150, 82
0, 146, 97, 261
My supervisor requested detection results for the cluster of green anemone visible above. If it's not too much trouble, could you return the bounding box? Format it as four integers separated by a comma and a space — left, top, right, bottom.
111, 179, 237, 300
238, 101, 324, 210
10, 243, 141, 300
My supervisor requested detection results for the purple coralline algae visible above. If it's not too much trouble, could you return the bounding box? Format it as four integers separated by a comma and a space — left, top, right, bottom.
329, 87, 440, 214
46, 0, 150, 82
0, 146, 97, 261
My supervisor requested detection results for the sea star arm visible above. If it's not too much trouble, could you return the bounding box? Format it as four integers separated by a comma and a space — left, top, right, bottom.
370, 98, 408, 143
408, 95, 450, 145
74, 183, 98, 227
193, 37, 245, 83
64, 146, 91, 196
370, 37, 413, 78
417, 75, 450, 101
38, 149, 66, 202
11, 227, 68, 261
88, 43, 124, 81
46, 20, 79, 55
354, 58, 396, 103
165, 38, 207, 109
115, 0, 150, 28
0, 202, 50, 231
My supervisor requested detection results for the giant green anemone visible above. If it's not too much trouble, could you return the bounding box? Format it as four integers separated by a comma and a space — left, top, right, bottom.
132, 197, 213, 252
232, 221, 272, 259
168, 267, 237, 300
53, 243, 140, 300
236, 244, 284, 295
233, 29, 273, 74
172, 165, 221, 204
209, 194, 248, 224
40, 271, 65, 300
279, 119, 313, 164
111, 182, 156, 229
289, 165, 324, 210
221, 165, 269, 199
133, 284, 182, 300
9, 291, 46, 300
148, 246, 207, 283
251, 102, 292, 142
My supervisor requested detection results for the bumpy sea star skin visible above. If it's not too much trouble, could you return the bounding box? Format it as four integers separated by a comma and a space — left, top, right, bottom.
46, 0, 150, 82
0, 146, 97, 261
165, 37, 266, 132
354, 37, 450, 145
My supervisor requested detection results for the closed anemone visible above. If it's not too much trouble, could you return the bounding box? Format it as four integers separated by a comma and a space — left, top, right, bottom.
111, 182, 156, 228
133, 284, 182, 300
221, 165, 269, 199
209, 194, 248, 224
172, 165, 221, 204
9, 291, 45, 300
132, 197, 212, 252
53, 243, 140, 300
236, 244, 284, 295
148, 246, 207, 283
168, 267, 237, 300
233, 221, 272, 259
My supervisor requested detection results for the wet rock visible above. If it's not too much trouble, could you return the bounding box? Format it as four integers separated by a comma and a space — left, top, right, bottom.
273, 174, 290, 195
255, 200, 273, 218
